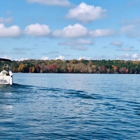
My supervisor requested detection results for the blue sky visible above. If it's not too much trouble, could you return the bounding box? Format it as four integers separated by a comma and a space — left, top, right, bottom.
0, 0, 140, 60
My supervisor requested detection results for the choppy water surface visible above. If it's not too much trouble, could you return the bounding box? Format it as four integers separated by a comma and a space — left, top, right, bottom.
0, 74, 140, 139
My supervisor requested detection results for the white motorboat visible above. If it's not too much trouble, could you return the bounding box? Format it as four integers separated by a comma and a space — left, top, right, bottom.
0, 58, 13, 85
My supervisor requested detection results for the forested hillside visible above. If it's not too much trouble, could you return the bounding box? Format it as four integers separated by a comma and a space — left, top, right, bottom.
12, 59, 140, 74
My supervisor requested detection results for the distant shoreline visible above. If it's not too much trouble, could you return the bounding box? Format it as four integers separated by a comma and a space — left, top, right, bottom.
10, 59, 140, 74
13, 72, 139, 74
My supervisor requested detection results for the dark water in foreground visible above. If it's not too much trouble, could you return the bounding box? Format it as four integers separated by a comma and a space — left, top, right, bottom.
0, 74, 140, 140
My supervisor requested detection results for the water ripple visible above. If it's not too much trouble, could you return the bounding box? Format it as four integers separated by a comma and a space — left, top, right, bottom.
1, 74, 140, 139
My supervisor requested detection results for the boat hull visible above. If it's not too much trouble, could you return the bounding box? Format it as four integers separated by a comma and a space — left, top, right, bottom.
0, 75, 13, 85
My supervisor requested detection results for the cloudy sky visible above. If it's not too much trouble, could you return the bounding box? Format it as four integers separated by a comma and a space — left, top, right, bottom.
0, 0, 140, 60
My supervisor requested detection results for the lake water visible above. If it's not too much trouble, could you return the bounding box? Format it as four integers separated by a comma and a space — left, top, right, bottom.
0, 74, 140, 139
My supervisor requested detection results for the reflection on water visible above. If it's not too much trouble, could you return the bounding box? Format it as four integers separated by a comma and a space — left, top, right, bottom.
0, 74, 140, 139
1, 105, 13, 110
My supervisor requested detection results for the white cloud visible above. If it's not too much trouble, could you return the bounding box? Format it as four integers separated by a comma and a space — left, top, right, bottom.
59, 39, 94, 46
89, 29, 115, 37
41, 56, 49, 60
78, 56, 92, 60
122, 47, 133, 51
122, 18, 140, 25
116, 47, 138, 52
66, 2, 106, 23
0, 24, 21, 38
120, 25, 134, 33
24, 23, 51, 37
114, 54, 129, 60
70, 46, 88, 51
53, 23, 88, 38
75, 39, 94, 45
53, 24, 114, 38
0, 17, 13, 23
120, 21, 140, 38
122, 54, 130, 57
59, 39, 93, 51
1, 55, 11, 60
55, 55, 65, 60
15, 58, 29, 61
110, 41, 123, 47
132, 53, 140, 59
27, 0, 71, 6
115, 53, 140, 60
121, 28, 138, 38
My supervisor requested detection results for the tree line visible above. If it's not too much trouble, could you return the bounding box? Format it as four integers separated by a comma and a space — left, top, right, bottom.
11, 59, 140, 74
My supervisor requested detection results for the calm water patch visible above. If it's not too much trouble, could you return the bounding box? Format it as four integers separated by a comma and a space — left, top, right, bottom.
0, 74, 140, 139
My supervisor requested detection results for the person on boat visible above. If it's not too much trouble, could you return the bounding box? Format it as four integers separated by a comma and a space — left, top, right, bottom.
1, 64, 9, 75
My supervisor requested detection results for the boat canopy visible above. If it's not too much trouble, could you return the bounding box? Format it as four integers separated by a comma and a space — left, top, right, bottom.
0, 58, 12, 63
